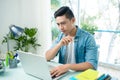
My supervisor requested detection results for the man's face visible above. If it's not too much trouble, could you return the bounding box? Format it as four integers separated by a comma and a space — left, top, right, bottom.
56, 15, 75, 35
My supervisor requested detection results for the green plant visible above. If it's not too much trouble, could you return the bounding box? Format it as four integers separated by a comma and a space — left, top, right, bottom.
51, 0, 60, 10
2, 27, 41, 52
81, 22, 98, 35
51, 27, 60, 40
80, 15, 98, 35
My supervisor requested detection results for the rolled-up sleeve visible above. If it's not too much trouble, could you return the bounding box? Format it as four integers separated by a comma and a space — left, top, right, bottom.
85, 35, 98, 70
50, 33, 63, 49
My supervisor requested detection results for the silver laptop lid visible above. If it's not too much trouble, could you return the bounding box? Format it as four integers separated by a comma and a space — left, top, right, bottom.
17, 51, 52, 80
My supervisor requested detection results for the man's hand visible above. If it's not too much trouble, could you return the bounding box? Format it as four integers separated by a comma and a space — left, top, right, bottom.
50, 64, 70, 77
59, 36, 73, 46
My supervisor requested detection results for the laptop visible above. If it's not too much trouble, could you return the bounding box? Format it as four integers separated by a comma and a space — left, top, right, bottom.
17, 51, 69, 80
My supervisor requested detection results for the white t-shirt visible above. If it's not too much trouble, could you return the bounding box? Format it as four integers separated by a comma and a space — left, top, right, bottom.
65, 39, 76, 64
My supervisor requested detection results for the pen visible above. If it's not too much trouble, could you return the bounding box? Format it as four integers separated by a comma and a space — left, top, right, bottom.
97, 74, 106, 80
104, 74, 112, 80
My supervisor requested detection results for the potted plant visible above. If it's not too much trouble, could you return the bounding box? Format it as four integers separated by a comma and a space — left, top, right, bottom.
2, 27, 41, 67
2, 27, 41, 52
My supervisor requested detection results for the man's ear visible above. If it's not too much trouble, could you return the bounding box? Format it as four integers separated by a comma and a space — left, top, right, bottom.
71, 18, 75, 23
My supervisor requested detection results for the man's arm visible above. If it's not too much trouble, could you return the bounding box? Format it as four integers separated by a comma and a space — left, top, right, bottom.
46, 36, 73, 61
67, 62, 93, 71
50, 62, 93, 77
45, 42, 62, 61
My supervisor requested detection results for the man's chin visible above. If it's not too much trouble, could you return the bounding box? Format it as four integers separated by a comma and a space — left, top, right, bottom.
62, 31, 68, 35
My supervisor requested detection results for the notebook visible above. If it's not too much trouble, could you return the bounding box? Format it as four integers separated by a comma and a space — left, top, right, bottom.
17, 50, 68, 80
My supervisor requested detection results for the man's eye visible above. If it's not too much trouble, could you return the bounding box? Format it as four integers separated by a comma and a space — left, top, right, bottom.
57, 22, 66, 26
61, 22, 66, 25
57, 23, 60, 26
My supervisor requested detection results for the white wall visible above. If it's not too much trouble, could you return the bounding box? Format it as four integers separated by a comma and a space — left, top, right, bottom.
0, 0, 52, 55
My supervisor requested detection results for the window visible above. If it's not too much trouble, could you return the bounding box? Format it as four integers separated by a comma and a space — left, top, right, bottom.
51, 0, 120, 66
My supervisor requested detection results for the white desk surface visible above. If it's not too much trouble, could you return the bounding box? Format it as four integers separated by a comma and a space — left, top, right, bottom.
0, 61, 80, 80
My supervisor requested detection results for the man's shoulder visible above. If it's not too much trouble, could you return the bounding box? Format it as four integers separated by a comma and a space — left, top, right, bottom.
76, 26, 92, 37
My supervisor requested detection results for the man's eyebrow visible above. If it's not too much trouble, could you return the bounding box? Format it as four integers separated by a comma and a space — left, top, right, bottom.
57, 21, 66, 24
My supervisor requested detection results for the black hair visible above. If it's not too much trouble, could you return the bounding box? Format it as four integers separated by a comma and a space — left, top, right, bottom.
54, 6, 74, 20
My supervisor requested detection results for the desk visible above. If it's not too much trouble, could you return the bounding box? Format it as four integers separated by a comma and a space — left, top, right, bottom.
0, 61, 79, 80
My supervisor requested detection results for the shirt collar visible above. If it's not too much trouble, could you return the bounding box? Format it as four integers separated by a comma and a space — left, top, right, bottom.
75, 25, 82, 37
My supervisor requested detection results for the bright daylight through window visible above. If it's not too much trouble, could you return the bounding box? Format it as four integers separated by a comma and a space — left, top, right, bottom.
51, 0, 120, 65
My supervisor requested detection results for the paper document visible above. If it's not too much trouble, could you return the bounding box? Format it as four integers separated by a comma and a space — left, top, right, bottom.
69, 69, 99, 80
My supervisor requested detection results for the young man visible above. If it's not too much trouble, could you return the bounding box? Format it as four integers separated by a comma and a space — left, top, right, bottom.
45, 6, 98, 77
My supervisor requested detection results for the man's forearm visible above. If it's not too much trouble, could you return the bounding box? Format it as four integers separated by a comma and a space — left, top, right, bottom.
66, 62, 93, 71
46, 43, 62, 61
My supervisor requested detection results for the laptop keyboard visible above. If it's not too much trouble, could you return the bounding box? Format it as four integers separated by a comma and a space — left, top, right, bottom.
52, 71, 70, 80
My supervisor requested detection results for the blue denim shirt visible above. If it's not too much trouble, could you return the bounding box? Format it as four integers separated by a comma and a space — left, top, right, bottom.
51, 26, 98, 69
